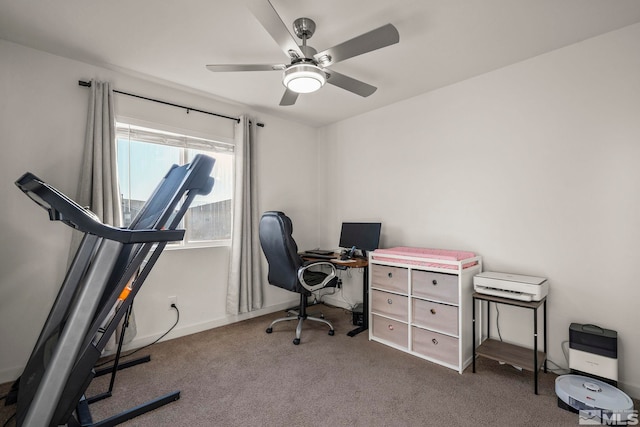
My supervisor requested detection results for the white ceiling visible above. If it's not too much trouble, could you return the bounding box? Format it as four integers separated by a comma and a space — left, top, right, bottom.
2, 0, 640, 127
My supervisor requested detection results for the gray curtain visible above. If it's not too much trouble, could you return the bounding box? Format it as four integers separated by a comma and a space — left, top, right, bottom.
77, 81, 122, 227
74, 81, 133, 348
226, 115, 263, 314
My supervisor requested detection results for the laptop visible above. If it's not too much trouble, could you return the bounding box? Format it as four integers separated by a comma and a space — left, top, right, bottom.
304, 249, 334, 256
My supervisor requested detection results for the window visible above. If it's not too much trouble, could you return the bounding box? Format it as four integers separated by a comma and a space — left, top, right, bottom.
116, 122, 234, 247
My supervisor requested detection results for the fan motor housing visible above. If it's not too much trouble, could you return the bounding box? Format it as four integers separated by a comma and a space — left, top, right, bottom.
293, 17, 316, 40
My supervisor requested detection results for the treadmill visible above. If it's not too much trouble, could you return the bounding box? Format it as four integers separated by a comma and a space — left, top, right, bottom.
11, 154, 215, 427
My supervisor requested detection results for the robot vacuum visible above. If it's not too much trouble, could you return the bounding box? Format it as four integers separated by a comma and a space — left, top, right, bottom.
556, 375, 634, 423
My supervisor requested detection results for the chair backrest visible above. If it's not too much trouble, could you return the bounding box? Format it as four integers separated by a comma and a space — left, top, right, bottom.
259, 211, 305, 294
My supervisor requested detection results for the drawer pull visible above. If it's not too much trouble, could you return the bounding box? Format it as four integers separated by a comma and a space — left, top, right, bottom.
432, 338, 438, 345
388, 324, 394, 331
430, 308, 436, 315
388, 272, 393, 278
432, 279, 438, 285
387, 298, 393, 305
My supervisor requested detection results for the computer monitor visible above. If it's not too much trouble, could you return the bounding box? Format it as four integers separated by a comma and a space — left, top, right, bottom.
338, 222, 381, 257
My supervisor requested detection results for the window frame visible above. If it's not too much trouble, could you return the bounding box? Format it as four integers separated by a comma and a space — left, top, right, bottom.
115, 118, 235, 250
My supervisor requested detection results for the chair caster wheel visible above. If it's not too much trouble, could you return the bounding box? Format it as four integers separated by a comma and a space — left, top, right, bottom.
328, 330, 335, 336
266, 328, 273, 334
293, 338, 300, 345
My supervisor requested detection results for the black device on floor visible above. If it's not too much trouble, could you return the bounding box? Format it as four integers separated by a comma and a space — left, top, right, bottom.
352, 303, 364, 326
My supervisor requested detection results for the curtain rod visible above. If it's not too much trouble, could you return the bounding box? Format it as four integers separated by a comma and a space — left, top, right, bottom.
78, 80, 264, 127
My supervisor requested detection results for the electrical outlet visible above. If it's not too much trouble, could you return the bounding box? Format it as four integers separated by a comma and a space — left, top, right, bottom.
168, 296, 177, 310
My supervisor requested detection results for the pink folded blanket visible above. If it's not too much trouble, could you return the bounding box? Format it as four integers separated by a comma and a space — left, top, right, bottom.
371, 246, 477, 270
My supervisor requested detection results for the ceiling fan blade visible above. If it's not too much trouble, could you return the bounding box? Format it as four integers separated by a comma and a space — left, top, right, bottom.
206, 64, 286, 72
325, 70, 377, 97
314, 24, 399, 67
247, 0, 304, 60
279, 88, 299, 106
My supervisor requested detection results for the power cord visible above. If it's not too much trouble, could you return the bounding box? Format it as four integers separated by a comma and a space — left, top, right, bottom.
0, 308, 180, 427
495, 303, 503, 341
494, 304, 521, 371
95, 304, 180, 367
493, 304, 571, 375
561, 339, 569, 365
544, 340, 571, 374
2, 412, 15, 427
545, 358, 571, 375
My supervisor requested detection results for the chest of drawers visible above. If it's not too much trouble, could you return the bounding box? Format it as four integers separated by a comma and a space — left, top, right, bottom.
368, 249, 482, 373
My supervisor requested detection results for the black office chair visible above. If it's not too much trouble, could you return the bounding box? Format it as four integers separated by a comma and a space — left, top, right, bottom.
259, 211, 339, 345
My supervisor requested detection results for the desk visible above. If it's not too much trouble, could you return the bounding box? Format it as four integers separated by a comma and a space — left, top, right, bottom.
301, 254, 369, 337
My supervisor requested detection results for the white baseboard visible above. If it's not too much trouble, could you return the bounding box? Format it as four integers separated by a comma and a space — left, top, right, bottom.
5, 303, 639, 402
0, 365, 23, 386
112, 300, 297, 355
0, 301, 296, 385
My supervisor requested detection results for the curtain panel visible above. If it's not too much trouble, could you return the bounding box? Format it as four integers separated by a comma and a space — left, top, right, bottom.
74, 81, 134, 347
226, 115, 263, 314
77, 81, 122, 227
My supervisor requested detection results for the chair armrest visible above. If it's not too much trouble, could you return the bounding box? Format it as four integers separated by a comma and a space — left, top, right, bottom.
297, 262, 338, 292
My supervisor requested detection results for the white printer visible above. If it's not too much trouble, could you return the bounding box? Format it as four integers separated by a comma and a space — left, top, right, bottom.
473, 271, 548, 302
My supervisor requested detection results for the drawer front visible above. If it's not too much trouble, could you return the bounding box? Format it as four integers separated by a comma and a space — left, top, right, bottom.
371, 315, 408, 349
371, 265, 408, 293
412, 270, 458, 304
412, 299, 458, 336
371, 290, 409, 321
412, 327, 459, 367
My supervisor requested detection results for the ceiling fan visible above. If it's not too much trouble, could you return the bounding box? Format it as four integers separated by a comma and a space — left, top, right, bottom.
206, 1, 399, 106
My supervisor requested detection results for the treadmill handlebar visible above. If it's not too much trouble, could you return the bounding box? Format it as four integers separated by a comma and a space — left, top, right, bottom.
15, 172, 185, 244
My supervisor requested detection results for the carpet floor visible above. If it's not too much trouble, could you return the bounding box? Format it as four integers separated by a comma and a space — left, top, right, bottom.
1, 305, 633, 426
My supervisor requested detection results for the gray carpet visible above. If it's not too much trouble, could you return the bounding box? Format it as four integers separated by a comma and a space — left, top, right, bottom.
0, 306, 625, 426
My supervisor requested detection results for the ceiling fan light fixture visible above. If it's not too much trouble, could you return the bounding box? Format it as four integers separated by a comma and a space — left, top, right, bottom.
283, 64, 326, 94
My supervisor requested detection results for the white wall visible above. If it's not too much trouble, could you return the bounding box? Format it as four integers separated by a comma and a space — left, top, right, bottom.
317, 23, 640, 397
0, 40, 320, 382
